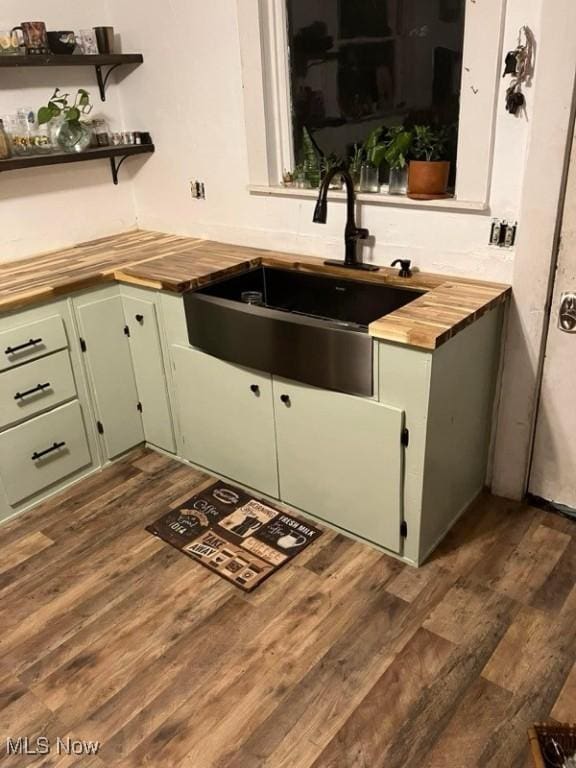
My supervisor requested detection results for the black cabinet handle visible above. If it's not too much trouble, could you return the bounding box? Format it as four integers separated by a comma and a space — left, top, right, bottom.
31, 441, 66, 461
135, 314, 144, 323
5, 337, 43, 356
250, 384, 260, 396
14, 382, 51, 401
280, 394, 291, 406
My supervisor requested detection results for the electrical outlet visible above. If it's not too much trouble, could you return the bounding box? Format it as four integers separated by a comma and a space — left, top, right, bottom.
190, 180, 206, 200
489, 219, 517, 248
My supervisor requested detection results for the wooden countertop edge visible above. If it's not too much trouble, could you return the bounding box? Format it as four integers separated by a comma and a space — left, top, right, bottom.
0, 231, 512, 351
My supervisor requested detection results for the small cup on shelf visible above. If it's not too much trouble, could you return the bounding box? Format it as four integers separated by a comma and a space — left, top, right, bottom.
94, 26, 114, 54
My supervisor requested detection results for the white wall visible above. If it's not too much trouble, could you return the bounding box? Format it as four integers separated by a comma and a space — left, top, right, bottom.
0, 1, 137, 261
110, 0, 542, 284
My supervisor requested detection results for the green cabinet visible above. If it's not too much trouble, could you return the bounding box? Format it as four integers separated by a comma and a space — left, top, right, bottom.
170, 344, 405, 553
171, 345, 279, 497
273, 378, 404, 553
122, 293, 175, 453
74, 292, 144, 459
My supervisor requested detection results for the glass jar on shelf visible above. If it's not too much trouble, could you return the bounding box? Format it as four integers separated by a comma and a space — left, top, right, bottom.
0, 119, 11, 159
4, 113, 32, 155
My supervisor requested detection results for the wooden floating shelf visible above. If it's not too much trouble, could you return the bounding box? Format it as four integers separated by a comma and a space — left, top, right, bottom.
0, 144, 155, 184
0, 53, 143, 67
0, 53, 144, 100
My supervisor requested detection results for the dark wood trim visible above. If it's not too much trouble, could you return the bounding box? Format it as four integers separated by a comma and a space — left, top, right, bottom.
0, 144, 155, 174
0, 53, 143, 68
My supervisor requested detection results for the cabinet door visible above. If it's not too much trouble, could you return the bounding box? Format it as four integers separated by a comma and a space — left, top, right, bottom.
172, 346, 279, 497
75, 294, 144, 459
123, 295, 175, 453
273, 379, 404, 553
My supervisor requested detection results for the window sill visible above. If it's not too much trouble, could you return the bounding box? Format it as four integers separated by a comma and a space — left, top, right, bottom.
248, 185, 488, 213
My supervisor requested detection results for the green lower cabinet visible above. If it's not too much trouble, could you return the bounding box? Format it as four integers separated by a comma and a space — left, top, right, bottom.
123, 294, 175, 453
272, 378, 405, 553
171, 346, 279, 497
74, 293, 144, 459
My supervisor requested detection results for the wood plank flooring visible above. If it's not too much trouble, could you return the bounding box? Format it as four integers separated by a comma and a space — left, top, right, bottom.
0, 449, 574, 767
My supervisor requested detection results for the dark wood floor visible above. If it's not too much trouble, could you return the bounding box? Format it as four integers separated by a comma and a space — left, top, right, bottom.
0, 448, 574, 768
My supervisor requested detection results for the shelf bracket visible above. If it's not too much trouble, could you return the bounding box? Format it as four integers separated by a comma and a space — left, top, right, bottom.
95, 63, 122, 101
109, 155, 130, 185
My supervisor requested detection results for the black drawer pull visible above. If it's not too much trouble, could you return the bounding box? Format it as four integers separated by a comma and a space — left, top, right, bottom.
280, 394, 291, 407
31, 441, 66, 461
135, 314, 144, 323
5, 337, 43, 356
14, 382, 51, 401
250, 384, 260, 396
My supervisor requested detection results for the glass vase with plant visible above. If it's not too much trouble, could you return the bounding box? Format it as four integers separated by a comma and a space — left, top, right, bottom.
301, 126, 322, 188
321, 153, 344, 189
359, 126, 385, 192
348, 143, 364, 188
38, 88, 93, 153
407, 125, 451, 199
382, 126, 412, 195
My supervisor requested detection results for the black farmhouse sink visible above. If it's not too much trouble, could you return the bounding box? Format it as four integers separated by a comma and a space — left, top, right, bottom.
184, 267, 423, 396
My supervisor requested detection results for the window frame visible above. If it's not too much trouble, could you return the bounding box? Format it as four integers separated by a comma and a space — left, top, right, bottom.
238, 0, 506, 207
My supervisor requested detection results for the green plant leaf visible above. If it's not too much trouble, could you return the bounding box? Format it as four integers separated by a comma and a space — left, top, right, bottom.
383, 130, 412, 169
66, 106, 81, 122
37, 106, 53, 125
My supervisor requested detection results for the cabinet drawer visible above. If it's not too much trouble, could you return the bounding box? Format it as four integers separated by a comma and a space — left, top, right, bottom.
0, 316, 68, 372
0, 400, 91, 505
0, 350, 77, 430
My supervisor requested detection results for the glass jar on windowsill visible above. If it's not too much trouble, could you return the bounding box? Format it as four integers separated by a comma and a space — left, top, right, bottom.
359, 162, 380, 193
388, 166, 408, 195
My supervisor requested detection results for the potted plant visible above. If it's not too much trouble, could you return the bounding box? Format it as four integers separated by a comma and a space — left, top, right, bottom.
38, 87, 93, 153
348, 143, 364, 188
321, 153, 344, 189
359, 126, 385, 192
407, 125, 451, 199
382, 126, 413, 195
301, 126, 322, 188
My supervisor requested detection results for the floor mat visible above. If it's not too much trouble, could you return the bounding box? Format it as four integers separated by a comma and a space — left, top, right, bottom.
146, 479, 322, 591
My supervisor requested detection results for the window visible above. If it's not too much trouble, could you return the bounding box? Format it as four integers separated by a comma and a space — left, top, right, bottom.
286, 0, 466, 174
238, 0, 505, 206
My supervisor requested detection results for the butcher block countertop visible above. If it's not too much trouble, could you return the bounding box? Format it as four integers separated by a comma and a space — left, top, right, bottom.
0, 230, 511, 350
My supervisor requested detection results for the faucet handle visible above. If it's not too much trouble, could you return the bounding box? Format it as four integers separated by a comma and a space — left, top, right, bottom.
391, 259, 412, 278
356, 227, 370, 240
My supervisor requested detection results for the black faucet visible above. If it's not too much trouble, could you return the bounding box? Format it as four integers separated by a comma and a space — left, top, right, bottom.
313, 167, 379, 272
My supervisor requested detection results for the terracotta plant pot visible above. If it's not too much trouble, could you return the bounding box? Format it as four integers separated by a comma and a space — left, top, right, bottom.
407, 160, 450, 199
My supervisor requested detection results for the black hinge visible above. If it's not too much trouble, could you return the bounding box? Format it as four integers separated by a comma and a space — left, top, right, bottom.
79, 338, 87, 352
123, 325, 130, 337
137, 402, 143, 413
96, 421, 104, 434
401, 428, 409, 447
400, 520, 408, 538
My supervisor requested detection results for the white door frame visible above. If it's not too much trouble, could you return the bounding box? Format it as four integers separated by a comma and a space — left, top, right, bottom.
491, 0, 576, 500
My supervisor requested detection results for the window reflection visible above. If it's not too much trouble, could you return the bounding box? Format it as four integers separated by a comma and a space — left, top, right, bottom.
286, 0, 465, 172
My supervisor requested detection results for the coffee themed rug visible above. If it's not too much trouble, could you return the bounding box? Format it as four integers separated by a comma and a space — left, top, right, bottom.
146, 481, 323, 591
